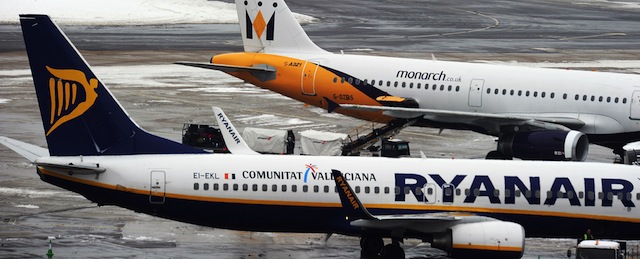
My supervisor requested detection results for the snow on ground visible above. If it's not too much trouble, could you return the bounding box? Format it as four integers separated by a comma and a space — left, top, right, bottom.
0, 0, 315, 25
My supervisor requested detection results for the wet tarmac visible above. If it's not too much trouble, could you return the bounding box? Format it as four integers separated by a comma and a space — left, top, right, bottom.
2, 0, 640, 258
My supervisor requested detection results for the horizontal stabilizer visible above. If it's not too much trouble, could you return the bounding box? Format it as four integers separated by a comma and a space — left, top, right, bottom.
36, 161, 106, 175
0, 136, 49, 162
175, 61, 276, 73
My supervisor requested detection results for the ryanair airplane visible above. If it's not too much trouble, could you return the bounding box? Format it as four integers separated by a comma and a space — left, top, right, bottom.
178, 0, 640, 162
3, 14, 640, 259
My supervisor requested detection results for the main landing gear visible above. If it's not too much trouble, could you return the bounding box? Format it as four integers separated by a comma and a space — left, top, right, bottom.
360, 236, 405, 259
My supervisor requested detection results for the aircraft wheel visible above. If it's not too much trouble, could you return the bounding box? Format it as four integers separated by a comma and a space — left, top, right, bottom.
380, 243, 405, 259
360, 236, 383, 256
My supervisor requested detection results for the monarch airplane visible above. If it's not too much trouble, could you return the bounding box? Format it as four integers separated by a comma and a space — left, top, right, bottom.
3, 14, 640, 259
178, 0, 640, 162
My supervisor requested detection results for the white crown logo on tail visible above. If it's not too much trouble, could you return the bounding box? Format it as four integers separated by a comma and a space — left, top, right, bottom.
45, 66, 98, 136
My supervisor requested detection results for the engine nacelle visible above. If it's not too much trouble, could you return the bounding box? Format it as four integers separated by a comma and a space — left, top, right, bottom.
498, 130, 589, 161
432, 221, 525, 259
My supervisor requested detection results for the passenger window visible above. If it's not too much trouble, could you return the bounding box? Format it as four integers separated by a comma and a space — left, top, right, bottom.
432, 84, 437, 90
204, 183, 209, 191
314, 185, 319, 193
487, 88, 491, 94
356, 186, 361, 193
535, 190, 540, 198
427, 187, 434, 195
615, 97, 619, 103
401, 82, 406, 88
533, 91, 538, 97
272, 184, 277, 192
591, 96, 595, 102
193, 183, 199, 190
579, 191, 584, 199
386, 81, 391, 87
348, 78, 353, 84
588, 191, 595, 200
623, 98, 627, 104
541, 92, 546, 98
505, 189, 511, 198
575, 94, 579, 100
494, 190, 500, 197
340, 77, 345, 83
223, 183, 229, 191
456, 86, 460, 92
583, 95, 587, 101
563, 93, 567, 99
213, 183, 219, 191
465, 189, 470, 196
515, 190, 521, 197
379, 80, 383, 86
525, 190, 531, 198
262, 184, 268, 192
526, 91, 530, 97
404, 186, 411, 194
324, 185, 330, 193
242, 184, 248, 191
303, 185, 309, 192
607, 97, 611, 103
494, 89, 499, 95
384, 187, 390, 194
409, 82, 414, 89
637, 193, 640, 200
473, 189, 480, 196
415, 187, 422, 196
394, 81, 398, 87
355, 79, 360, 85
292, 185, 297, 192
502, 89, 507, 95
395, 187, 401, 195
510, 90, 514, 96
233, 184, 239, 191
567, 191, 574, 199
455, 188, 461, 196
448, 85, 452, 91
417, 83, 421, 89
599, 96, 603, 102
518, 90, 522, 96
333, 77, 337, 83
374, 186, 380, 194
252, 184, 258, 191
282, 185, 287, 192
598, 192, 603, 199
365, 186, 370, 193
550, 92, 554, 98
440, 85, 445, 91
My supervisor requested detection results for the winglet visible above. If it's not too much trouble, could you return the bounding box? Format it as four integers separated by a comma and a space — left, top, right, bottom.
331, 169, 375, 221
212, 107, 260, 155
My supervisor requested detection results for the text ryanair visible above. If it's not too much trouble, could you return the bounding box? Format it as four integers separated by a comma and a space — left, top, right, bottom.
216, 112, 241, 144
243, 170, 377, 181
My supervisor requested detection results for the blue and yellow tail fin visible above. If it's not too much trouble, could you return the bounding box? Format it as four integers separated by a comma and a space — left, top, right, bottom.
20, 14, 206, 156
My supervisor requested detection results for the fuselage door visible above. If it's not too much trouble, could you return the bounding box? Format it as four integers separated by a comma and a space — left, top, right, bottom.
149, 170, 166, 204
468, 79, 484, 107
442, 184, 455, 204
301, 61, 320, 96
630, 90, 640, 120
423, 183, 437, 204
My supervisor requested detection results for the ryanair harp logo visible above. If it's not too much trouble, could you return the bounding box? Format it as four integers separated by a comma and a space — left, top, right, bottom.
45, 66, 98, 136
245, 1, 276, 40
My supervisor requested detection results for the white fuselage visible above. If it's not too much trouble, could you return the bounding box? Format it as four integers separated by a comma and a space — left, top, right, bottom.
35, 153, 640, 238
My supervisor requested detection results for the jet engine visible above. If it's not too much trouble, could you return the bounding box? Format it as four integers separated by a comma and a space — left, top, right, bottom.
431, 221, 525, 259
497, 130, 589, 161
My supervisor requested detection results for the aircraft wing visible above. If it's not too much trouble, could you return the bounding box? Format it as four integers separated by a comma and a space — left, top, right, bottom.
0, 136, 49, 162
332, 169, 507, 234
339, 104, 585, 133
